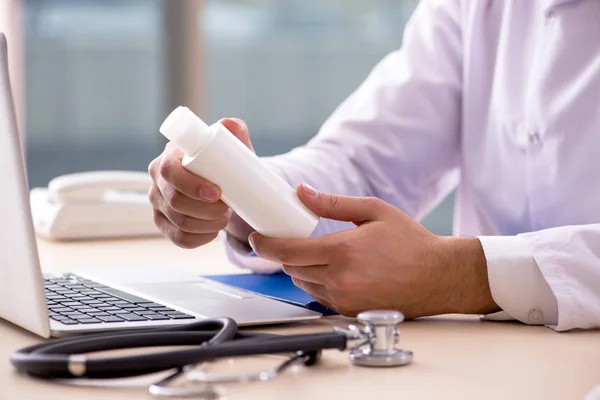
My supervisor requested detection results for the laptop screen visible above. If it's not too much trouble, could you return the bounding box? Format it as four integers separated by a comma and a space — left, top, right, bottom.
0, 33, 50, 338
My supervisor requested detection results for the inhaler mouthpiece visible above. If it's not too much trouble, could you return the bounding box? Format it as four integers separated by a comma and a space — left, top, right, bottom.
159, 106, 213, 155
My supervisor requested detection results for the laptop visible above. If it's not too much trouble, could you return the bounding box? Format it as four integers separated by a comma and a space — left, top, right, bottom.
0, 33, 321, 338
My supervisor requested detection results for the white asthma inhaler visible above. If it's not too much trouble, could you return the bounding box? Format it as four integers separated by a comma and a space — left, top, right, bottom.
159, 106, 319, 239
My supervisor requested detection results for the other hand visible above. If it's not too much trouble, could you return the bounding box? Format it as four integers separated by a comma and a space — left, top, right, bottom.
248, 184, 500, 318
148, 118, 255, 248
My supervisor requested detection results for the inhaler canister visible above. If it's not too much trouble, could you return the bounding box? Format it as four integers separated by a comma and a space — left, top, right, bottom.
159, 106, 319, 239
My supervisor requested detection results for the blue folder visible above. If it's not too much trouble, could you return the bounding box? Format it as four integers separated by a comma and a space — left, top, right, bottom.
203, 273, 338, 316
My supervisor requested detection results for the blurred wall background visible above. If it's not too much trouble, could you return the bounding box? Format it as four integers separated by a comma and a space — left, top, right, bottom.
21, 0, 454, 234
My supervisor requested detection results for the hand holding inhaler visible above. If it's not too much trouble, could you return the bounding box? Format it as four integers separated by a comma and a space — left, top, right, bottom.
149, 107, 319, 249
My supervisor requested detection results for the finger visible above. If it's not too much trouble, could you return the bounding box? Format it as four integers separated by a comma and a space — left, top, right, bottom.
160, 202, 231, 234
296, 183, 386, 224
309, 295, 336, 312
154, 179, 229, 220
291, 277, 330, 301
282, 264, 330, 285
293, 279, 336, 310
219, 118, 254, 151
156, 143, 221, 202
248, 232, 342, 266
153, 211, 218, 249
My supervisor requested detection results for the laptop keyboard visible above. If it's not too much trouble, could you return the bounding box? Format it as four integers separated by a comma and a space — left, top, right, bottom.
44, 274, 195, 325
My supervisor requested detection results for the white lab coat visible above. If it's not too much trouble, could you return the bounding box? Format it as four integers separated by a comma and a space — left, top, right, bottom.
225, 0, 600, 331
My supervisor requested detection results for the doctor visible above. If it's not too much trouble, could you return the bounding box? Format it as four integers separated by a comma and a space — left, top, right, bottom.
148, 0, 600, 331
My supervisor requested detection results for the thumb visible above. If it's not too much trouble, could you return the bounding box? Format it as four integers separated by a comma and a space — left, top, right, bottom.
220, 118, 255, 152
297, 183, 384, 224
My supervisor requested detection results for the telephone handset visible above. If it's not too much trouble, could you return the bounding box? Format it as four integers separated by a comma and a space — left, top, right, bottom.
30, 171, 162, 241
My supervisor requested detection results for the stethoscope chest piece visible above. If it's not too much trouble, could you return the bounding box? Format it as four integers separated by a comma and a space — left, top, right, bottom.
343, 310, 413, 367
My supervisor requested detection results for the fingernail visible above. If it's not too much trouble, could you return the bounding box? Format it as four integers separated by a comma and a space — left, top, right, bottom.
302, 183, 318, 197
220, 117, 242, 131
200, 186, 219, 201
248, 234, 256, 252
230, 118, 243, 129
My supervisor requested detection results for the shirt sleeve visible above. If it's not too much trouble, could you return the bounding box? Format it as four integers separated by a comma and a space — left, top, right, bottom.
479, 224, 600, 331
224, 0, 464, 272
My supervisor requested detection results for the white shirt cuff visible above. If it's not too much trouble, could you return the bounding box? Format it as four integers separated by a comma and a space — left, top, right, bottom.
477, 235, 559, 326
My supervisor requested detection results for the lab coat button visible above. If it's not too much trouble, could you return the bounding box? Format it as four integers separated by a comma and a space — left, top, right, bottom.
528, 308, 543, 323
528, 132, 542, 146
546, 10, 557, 23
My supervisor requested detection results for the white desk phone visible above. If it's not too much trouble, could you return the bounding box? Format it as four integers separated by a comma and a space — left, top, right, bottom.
30, 171, 161, 241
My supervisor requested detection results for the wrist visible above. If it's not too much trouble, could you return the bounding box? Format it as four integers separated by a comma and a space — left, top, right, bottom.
441, 237, 501, 315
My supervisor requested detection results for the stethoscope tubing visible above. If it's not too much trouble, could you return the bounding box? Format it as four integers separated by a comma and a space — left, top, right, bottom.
11, 318, 347, 380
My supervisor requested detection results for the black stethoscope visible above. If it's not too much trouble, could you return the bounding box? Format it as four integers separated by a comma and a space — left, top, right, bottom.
11, 311, 413, 398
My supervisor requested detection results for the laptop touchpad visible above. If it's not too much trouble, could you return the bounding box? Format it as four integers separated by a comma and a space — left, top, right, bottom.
128, 281, 251, 303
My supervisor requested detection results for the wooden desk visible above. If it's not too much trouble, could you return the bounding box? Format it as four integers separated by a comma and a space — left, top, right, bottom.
1, 237, 599, 400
